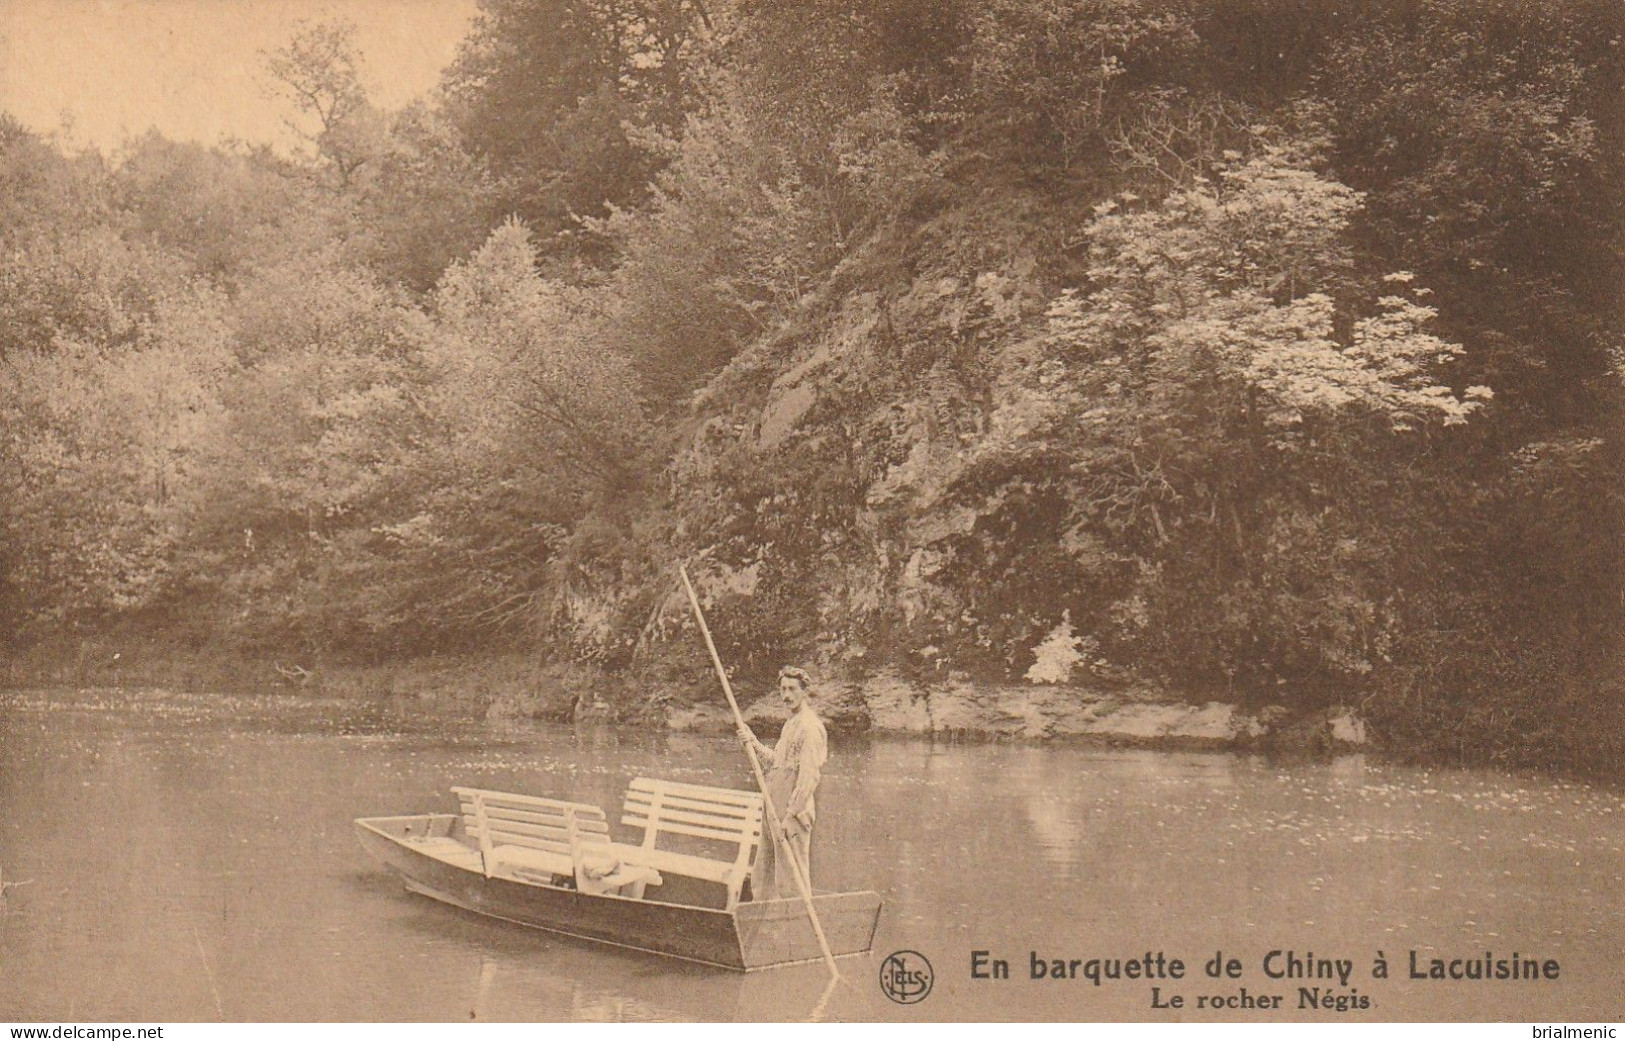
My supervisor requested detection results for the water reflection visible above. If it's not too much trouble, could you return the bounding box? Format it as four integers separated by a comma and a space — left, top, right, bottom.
1, 688, 1622, 1021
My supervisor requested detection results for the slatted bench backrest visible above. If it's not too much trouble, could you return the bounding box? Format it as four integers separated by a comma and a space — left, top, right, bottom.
451, 787, 609, 863
621, 777, 763, 898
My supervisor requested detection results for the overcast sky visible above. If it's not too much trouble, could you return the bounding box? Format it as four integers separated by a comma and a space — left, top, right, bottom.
0, 0, 479, 153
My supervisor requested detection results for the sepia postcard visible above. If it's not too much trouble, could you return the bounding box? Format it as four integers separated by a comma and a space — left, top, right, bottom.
1, 0, 1620, 1026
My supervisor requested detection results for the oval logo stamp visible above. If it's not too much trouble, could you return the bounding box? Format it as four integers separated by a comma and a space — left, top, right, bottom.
879, 949, 934, 1004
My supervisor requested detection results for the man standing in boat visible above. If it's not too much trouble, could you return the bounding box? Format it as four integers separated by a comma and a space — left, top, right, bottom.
739, 665, 828, 901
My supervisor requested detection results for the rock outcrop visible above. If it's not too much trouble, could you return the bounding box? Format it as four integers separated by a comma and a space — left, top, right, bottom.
661, 669, 1370, 750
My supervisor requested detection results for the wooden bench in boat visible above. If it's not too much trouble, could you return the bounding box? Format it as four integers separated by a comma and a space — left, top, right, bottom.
608, 777, 764, 909
451, 787, 661, 896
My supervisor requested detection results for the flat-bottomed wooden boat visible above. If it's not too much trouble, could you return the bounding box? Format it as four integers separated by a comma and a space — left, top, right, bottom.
354, 778, 882, 971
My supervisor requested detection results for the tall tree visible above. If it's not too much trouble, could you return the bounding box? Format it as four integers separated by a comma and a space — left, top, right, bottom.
263, 18, 387, 190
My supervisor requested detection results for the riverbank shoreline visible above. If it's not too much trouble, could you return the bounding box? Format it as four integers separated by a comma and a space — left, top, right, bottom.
0, 641, 1369, 754
663, 671, 1370, 753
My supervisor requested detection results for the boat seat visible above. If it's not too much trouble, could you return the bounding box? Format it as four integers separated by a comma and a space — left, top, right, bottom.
604, 845, 743, 885
488, 843, 575, 878
451, 786, 661, 895
610, 777, 764, 908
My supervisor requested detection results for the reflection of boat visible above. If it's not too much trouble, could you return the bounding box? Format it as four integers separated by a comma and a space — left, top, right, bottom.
354, 778, 882, 971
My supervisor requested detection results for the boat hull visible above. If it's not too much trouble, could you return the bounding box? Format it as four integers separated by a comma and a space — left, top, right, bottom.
355, 814, 882, 971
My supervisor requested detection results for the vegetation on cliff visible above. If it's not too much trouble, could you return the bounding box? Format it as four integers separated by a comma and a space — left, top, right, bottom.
2, 0, 1621, 766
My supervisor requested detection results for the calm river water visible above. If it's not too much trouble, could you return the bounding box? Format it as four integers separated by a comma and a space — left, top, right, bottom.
0, 687, 1620, 1022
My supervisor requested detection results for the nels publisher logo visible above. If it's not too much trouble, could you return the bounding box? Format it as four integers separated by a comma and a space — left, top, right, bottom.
879, 949, 934, 1004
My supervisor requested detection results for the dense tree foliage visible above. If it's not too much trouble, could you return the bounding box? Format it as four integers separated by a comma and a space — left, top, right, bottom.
442, 0, 713, 263
2, 0, 1620, 766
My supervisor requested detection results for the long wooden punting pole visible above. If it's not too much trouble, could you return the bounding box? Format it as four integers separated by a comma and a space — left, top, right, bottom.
678, 563, 840, 980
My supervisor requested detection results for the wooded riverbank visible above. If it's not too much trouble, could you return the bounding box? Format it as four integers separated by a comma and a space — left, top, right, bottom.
4, 0, 1620, 776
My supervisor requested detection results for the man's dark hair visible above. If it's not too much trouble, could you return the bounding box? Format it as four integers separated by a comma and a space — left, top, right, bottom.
778, 665, 812, 688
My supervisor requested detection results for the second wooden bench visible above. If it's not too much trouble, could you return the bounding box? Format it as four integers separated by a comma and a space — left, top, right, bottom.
607, 777, 765, 908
